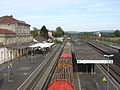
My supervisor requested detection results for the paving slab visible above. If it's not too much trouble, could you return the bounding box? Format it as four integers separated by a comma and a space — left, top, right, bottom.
0, 46, 57, 90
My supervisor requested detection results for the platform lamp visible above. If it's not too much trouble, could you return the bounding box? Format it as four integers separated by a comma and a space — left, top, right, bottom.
104, 54, 114, 90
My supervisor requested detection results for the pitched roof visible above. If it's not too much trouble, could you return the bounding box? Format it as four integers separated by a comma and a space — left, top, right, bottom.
34, 37, 47, 42
0, 29, 16, 34
0, 15, 30, 26
0, 16, 18, 23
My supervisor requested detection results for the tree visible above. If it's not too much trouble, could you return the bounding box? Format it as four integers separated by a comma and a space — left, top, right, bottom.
30, 27, 39, 37
114, 30, 120, 37
52, 32, 58, 37
40, 25, 49, 39
56, 26, 64, 37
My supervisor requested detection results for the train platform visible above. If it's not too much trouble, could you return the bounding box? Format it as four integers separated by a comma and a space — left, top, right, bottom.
73, 40, 120, 90
77, 65, 120, 90
0, 45, 57, 90
109, 45, 120, 52
74, 41, 107, 60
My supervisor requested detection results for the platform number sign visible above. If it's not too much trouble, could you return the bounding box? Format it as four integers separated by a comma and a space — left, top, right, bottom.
8, 63, 13, 69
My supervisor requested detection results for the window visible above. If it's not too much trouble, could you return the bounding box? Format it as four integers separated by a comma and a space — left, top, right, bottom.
1, 51, 3, 61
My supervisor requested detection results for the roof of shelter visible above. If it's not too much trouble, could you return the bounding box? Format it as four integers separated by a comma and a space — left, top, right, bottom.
34, 37, 47, 42
29, 42, 54, 48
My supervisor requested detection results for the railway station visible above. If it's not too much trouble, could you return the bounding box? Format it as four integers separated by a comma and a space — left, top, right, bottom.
1, 0, 120, 90
0, 37, 120, 90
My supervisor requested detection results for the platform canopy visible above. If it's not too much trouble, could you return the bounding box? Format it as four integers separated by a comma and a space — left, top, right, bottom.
29, 43, 54, 48
77, 60, 113, 64
109, 45, 120, 51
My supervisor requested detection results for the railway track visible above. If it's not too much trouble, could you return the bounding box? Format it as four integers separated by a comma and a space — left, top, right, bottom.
91, 41, 120, 67
87, 41, 120, 84
47, 38, 74, 90
17, 44, 64, 90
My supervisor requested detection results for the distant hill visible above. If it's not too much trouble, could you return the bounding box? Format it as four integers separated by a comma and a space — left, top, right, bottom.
64, 31, 80, 33
65, 30, 115, 33
93, 30, 115, 33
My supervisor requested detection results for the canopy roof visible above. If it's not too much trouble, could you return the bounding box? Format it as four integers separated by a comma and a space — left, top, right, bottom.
6, 43, 31, 49
29, 43, 54, 48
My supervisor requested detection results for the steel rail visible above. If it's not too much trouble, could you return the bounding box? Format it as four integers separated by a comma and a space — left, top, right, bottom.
87, 41, 120, 84
17, 45, 63, 90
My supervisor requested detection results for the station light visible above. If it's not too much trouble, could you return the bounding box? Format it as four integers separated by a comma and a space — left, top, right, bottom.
104, 54, 114, 90
104, 54, 114, 57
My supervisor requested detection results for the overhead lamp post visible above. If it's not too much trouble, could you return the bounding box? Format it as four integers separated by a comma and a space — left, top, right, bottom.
104, 54, 114, 90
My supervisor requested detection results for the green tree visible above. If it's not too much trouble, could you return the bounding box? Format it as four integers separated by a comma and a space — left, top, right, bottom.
52, 32, 58, 37
56, 26, 64, 37
114, 30, 120, 37
30, 27, 39, 37
40, 25, 49, 39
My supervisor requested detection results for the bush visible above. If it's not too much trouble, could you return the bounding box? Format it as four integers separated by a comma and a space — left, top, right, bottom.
54, 40, 62, 44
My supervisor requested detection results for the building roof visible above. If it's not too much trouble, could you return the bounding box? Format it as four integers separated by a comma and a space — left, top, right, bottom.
34, 37, 47, 42
0, 29, 16, 34
29, 42, 54, 48
6, 43, 30, 49
0, 15, 30, 26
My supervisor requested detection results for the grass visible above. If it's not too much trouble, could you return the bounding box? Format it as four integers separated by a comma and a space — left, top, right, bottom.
96, 40, 119, 45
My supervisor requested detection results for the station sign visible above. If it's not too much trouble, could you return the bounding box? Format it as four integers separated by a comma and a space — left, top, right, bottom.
8, 63, 13, 69
77, 60, 113, 64
8, 66, 13, 69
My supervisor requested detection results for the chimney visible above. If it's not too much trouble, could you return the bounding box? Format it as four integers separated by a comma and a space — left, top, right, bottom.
10, 15, 13, 18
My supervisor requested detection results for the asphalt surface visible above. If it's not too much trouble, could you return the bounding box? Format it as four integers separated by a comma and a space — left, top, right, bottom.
74, 41, 107, 60
0, 45, 57, 90
76, 65, 119, 90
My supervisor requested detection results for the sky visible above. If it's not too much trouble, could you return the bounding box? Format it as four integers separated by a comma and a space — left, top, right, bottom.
0, 0, 120, 32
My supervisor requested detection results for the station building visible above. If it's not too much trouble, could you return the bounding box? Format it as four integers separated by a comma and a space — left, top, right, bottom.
0, 15, 33, 64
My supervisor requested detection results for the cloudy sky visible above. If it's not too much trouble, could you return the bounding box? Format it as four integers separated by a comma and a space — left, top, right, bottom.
0, 0, 120, 31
